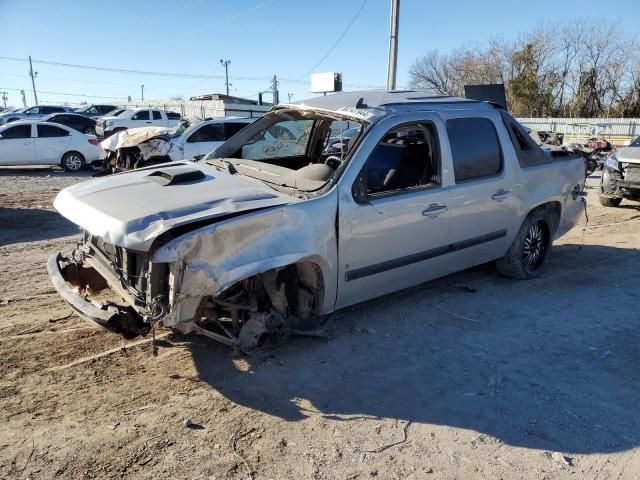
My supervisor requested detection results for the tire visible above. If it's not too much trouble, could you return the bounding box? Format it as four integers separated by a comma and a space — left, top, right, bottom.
61, 151, 85, 172
599, 195, 622, 207
600, 169, 623, 207
496, 208, 555, 279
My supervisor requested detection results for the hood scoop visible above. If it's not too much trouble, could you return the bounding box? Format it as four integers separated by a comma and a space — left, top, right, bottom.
146, 166, 206, 186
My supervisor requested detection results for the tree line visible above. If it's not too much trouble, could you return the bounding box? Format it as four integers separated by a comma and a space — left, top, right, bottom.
408, 20, 640, 118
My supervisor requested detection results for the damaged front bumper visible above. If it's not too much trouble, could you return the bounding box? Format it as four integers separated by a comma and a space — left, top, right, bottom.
47, 253, 120, 330
47, 250, 153, 336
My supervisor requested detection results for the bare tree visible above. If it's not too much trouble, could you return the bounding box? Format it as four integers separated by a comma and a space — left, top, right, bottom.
408, 19, 640, 117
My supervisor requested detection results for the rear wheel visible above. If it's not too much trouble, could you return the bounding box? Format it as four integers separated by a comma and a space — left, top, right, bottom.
496, 208, 554, 279
62, 151, 85, 172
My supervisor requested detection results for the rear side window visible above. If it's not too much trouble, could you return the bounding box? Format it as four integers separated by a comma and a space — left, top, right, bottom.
37, 125, 70, 137
187, 123, 224, 142
224, 122, 248, 139
166, 111, 181, 119
2, 125, 31, 139
132, 110, 150, 120
44, 106, 65, 114
446, 117, 502, 182
499, 111, 551, 168
152, 110, 162, 120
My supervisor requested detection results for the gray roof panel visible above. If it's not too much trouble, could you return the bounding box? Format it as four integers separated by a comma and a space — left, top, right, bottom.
289, 90, 493, 122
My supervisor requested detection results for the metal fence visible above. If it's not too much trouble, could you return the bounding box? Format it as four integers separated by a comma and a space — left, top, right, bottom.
517, 117, 640, 145
115, 99, 270, 119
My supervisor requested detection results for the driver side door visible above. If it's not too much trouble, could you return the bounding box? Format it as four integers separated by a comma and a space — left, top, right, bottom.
0, 124, 35, 165
336, 115, 453, 308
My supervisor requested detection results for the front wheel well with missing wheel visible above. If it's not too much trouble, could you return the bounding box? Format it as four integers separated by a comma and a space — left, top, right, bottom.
194, 261, 326, 352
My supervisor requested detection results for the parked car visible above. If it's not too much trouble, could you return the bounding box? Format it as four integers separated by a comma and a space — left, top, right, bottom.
73, 104, 118, 118
95, 108, 182, 138
97, 116, 255, 173
0, 105, 73, 125
47, 91, 585, 349
0, 121, 101, 171
41, 112, 97, 134
599, 135, 640, 207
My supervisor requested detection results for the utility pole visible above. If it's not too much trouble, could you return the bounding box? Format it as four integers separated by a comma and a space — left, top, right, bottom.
272, 75, 279, 105
141, 85, 144, 101
220, 59, 231, 96
0, 91, 7, 109
287, 93, 294, 103
28, 55, 38, 104
386, 0, 400, 90
20, 90, 27, 108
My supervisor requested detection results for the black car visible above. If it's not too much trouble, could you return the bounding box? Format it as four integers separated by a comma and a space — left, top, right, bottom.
73, 104, 118, 118
42, 113, 97, 134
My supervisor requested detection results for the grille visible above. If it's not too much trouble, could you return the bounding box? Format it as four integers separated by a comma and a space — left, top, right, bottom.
88, 236, 148, 297
624, 163, 640, 183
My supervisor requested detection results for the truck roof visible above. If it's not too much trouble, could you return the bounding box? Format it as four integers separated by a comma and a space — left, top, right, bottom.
291, 90, 495, 122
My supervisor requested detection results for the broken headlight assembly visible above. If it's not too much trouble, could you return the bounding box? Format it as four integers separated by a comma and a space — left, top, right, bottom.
604, 154, 620, 171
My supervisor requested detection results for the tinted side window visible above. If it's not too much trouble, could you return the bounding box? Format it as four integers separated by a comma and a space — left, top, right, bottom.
44, 106, 65, 114
166, 111, 181, 119
363, 122, 440, 195
499, 112, 552, 168
152, 110, 162, 120
224, 122, 247, 139
2, 125, 31, 139
188, 123, 224, 142
132, 110, 150, 120
446, 117, 502, 182
38, 125, 70, 137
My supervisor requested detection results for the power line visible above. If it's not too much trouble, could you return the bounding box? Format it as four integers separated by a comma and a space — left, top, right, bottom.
0, 86, 128, 100
190, 0, 278, 36
296, 0, 369, 80
0, 55, 284, 83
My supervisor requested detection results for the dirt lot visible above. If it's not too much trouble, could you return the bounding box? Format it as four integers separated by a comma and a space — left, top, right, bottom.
1, 167, 639, 480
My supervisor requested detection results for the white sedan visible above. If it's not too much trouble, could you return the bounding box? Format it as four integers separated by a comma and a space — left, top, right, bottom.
0, 121, 101, 171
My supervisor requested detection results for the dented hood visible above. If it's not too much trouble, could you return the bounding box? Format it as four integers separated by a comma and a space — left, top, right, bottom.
53, 162, 294, 251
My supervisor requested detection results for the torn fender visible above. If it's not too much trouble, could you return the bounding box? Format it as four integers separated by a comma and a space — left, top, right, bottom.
152, 191, 339, 327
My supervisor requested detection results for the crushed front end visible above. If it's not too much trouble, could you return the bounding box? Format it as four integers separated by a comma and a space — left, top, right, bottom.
48, 231, 169, 337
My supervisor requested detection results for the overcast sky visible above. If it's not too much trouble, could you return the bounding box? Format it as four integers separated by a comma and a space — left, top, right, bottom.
0, 0, 638, 106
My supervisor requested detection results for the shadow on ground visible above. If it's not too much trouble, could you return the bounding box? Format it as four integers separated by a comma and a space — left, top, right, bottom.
0, 208, 79, 245
186, 243, 640, 455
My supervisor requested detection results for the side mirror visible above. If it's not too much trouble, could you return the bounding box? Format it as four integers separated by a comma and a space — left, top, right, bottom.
352, 169, 369, 205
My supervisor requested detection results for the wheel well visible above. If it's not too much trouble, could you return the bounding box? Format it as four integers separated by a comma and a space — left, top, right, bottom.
216, 261, 326, 318
528, 201, 561, 235
60, 150, 85, 166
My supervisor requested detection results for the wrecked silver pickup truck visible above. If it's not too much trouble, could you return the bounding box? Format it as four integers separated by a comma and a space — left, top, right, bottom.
48, 91, 586, 351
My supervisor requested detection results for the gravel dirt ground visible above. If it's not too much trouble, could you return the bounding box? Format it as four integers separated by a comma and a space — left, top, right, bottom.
1, 167, 639, 480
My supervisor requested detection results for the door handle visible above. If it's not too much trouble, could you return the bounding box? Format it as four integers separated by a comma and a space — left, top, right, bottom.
145, 121, 152, 123
422, 203, 447, 217
491, 189, 511, 201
